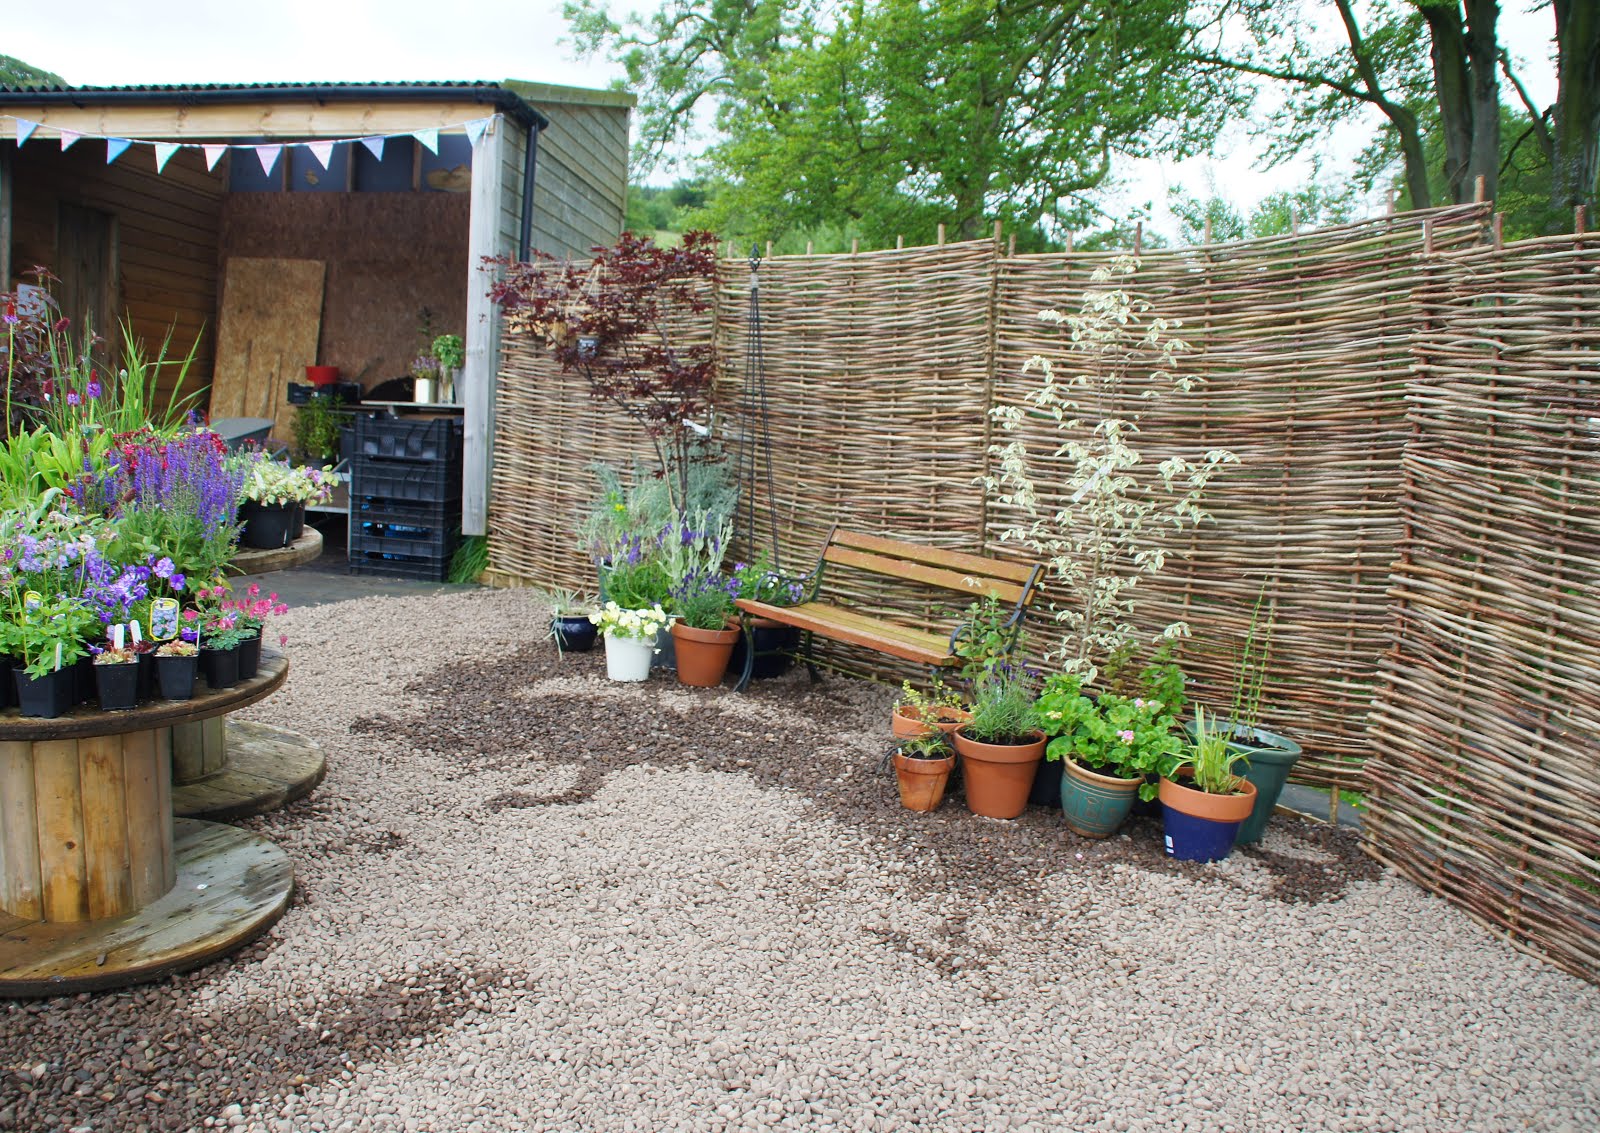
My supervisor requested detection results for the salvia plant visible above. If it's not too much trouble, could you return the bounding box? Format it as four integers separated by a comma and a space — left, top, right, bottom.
985, 255, 1239, 685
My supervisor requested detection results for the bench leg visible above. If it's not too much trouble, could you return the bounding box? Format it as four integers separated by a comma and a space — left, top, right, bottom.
803, 631, 823, 684
733, 617, 757, 693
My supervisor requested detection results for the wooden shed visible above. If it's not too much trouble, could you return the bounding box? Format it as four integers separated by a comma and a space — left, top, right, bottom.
0, 80, 633, 535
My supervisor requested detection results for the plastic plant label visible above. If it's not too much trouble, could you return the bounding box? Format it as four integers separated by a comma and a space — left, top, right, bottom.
23, 590, 41, 614
130, 620, 143, 645
112, 624, 126, 650
150, 598, 180, 640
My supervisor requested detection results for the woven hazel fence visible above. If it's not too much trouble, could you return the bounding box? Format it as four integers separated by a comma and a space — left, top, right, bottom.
1364, 232, 1600, 982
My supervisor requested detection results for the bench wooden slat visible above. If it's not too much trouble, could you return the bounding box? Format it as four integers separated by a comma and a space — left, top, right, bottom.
831, 530, 1037, 586
823, 545, 1028, 604
736, 600, 959, 666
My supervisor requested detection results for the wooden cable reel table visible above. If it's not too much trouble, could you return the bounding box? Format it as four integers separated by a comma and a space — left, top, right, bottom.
0, 654, 298, 996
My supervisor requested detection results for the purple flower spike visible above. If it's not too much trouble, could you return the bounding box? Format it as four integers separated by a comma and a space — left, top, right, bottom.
86, 380, 102, 400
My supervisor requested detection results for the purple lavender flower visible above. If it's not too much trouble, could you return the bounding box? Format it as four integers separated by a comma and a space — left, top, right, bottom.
86, 380, 102, 400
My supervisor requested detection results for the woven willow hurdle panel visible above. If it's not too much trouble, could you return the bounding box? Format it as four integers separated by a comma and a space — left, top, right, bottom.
1365, 233, 1600, 982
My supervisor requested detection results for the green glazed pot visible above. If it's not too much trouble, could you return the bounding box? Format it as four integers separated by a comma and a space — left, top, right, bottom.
1059, 756, 1141, 838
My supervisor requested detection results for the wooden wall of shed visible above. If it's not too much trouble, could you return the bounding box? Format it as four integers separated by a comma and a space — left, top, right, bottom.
6, 142, 222, 407
218, 192, 470, 391
524, 101, 629, 256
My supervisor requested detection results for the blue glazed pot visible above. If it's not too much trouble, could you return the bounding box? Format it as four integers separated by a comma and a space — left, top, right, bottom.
1059, 758, 1140, 838
1158, 774, 1257, 863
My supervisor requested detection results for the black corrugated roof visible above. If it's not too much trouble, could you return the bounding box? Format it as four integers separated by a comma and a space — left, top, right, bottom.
0, 80, 549, 130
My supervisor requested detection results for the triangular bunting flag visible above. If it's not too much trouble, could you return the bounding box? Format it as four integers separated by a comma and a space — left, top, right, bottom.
360, 136, 385, 160
59, 129, 81, 151
307, 140, 335, 170
203, 144, 227, 171
464, 117, 491, 148
154, 142, 182, 173
15, 119, 37, 146
255, 144, 283, 175
106, 138, 132, 165
411, 128, 439, 154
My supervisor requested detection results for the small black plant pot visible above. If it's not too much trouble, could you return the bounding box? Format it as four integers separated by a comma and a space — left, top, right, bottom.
74, 656, 96, 705
1028, 756, 1065, 810
157, 655, 198, 701
239, 501, 296, 550
728, 623, 801, 681
94, 662, 140, 711
289, 504, 306, 541
0, 655, 17, 710
553, 616, 598, 653
135, 650, 156, 702
237, 633, 263, 680
200, 645, 240, 690
14, 666, 74, 719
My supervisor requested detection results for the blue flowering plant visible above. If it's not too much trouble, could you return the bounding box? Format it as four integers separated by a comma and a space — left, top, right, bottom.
669, 567, 741, 631
0, 509, 112, 675
114, 428, 244, 587
601, 532, 671, 608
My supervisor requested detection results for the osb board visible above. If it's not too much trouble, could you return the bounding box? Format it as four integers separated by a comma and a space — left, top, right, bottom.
219, 194, 469, 392
212, 258, 326, 443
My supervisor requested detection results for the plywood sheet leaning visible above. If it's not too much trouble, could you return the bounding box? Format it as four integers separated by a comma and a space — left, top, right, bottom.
212, 258, 326, 443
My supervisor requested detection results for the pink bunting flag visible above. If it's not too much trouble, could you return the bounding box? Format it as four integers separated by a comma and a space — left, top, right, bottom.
254, 144, 283, 175
411, 128, 439, 154
105, 138, 132, 165
59, 129, 81, 151
359, 136, 385, 160
203, 144, 228, 171
463, 117, 491, 148
14, 119, 38, 145
154, 142, 182, 173
306, 140, 335, 170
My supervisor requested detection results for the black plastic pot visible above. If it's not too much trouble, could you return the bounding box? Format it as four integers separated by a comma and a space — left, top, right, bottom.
157, 654, 198, 701
289, 504, 306, 541
74, 656, 96, 705
239, 501, 296, 550
200, 644, 241, 690
237, 633, 262, 680
94, 662, 140, 711
14, 666, 74, 718
553, 616, 598, 653
728, 622, 802, 681
0, 655, 16, 710
135, 650, 156, 702
1027, 755, 1065, 809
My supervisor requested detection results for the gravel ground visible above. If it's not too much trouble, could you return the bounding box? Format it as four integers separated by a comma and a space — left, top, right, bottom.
2, 587, 1597, 1133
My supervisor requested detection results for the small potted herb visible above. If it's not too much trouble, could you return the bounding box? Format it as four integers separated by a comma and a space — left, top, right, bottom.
92, 644, 140, 711
667, 568, 742, 687
950, 666, 1045, 819
1158, 705, 1259, 862
155, 638, 200, 701
893, 732, 957, 812
891, 679, 971, 740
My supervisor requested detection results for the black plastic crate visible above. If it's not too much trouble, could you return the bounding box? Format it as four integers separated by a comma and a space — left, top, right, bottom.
349, 532, 457, 582
349, 457, 463, 505
288, 381, 363, 405
354, 414, 463, 462
354, 494, 461, 526
355, 520, 454, 555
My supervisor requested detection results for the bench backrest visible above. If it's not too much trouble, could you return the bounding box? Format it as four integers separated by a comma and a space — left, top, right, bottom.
820, 528, 1041, 608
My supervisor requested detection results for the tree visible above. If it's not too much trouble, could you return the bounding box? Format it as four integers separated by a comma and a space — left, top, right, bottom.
0, 55, 64, 88
567, 0, 1227, 246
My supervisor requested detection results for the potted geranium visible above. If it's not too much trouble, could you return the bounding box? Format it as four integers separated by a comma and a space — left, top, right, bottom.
1158, 705, 1259, 862
220, 583, 287, 679
155, 637, 200, 701
1036, 674, 1185, 838
893, 732, 957, 813
667, 567, 741, 687
950, 666, 1045, 819
891, 679, 971, 740
589, 601, 668, 682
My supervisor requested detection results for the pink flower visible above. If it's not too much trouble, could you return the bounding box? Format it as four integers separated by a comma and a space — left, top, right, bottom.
1133, 698, 1145, 709
278, 633, 288, 648
246, 583, 260, 598
1117, 729, 1136, 744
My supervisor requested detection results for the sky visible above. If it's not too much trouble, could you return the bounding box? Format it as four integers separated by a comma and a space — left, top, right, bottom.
4, 0, 1562, 241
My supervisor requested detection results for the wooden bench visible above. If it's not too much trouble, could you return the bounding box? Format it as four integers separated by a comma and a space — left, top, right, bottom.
733, 526, 1042, 687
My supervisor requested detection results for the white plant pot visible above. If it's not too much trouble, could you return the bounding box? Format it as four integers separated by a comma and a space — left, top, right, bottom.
604, 634, 654, 682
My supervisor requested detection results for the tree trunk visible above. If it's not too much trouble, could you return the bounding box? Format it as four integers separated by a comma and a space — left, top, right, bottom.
1552, 0, 1600, 216
1421, 0, 1501, 205
1464, 0, 1502, 204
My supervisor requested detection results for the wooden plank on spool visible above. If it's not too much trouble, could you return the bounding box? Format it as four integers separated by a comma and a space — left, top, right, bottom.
212, 257, 326, 445
0, 741, 43, 921
120, 729, 171, 908
78, 734, 133, 921
31, 739, 87, 923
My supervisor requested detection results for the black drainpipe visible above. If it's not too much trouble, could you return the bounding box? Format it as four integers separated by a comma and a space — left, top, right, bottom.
518, 123, 541, 260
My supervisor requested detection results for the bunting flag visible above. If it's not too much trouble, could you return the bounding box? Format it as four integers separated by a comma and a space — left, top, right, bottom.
254, 144, 283, 175
307, 140, 335, 170
105, 138, 132, 165
411, 127, 439, 154
59, 129, 80, 151
464, 117, 491, 148
203, 144, 227, 171
359, 135, 386, 161
15, 119, 37, 146
154, 142, 182, 173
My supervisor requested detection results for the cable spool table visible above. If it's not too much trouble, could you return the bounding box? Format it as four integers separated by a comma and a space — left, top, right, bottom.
0, 654, 296, 997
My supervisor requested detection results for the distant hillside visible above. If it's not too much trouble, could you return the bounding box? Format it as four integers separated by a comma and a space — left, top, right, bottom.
0, 55, 65, 88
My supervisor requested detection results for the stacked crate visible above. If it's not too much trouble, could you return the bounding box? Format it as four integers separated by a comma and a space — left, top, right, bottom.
348, 414, 463, 581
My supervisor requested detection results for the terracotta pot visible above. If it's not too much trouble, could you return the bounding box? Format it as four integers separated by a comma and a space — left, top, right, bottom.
951, 727, 1046, 819
893, 751, 955, 812
670, 622, 740, 687
890, 703, 972, 741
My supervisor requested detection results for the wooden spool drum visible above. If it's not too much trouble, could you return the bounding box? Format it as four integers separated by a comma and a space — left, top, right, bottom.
169, 717, 327, 822
0, 654, 295, 996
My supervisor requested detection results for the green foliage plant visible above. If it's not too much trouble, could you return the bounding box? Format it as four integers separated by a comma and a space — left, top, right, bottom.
292, 394, 344, 464
953, 594, 1022, 680
1034, 673, 1183, 801
1225, 590, 1275, 736
898, 732, 953, 762
985, 256, 1238, 685
431, 334, 465, 372
1161, 704, 1245, 795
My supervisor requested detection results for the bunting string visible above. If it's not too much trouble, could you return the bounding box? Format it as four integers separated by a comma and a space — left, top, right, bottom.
0, 113, 500, 169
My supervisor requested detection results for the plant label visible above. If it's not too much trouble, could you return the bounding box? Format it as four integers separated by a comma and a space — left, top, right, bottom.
112, 624, 126, 650
23, 590, 41, 614
150, 598, 180, 640
130, 620, 143, 645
